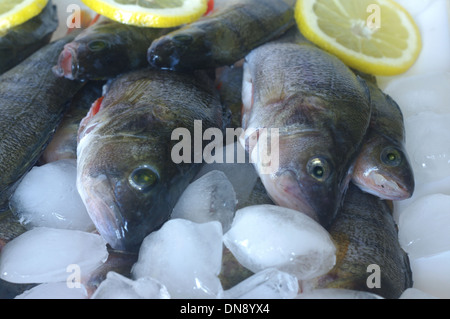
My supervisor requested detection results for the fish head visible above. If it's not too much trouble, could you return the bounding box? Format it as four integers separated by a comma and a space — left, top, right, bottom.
147, 27, 210, 71
77, 134, 174, 252
255, 130, 344, 228
53, 27, 127, 80
352, 134, 415, 200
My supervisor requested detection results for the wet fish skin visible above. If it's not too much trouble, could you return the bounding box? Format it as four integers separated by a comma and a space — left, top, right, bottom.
53, 19, 175, 81
241, 42, 371, 227
77, 69, 224, 252
351, 80, 415, 200
215, 65, 244, 129
312, 183, 413, 299
0, 33, 85, 213
40, 81, 105, 164
0, 1, 58, 74
148, 0, 295, 71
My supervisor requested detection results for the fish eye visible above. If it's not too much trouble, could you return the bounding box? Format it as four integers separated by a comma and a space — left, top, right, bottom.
172, 34, 194, 45
381, 147, 402, 167
307, 157, 331, 182
87, 40, 108, 52
129, 165, 159, 192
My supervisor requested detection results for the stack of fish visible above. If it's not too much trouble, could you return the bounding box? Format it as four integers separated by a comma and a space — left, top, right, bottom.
0, 0, 417, 299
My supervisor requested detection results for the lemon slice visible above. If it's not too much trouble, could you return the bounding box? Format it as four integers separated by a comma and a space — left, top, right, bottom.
295, 0, 422, 76
0, 0, 48, 31
81, 0, 208, 28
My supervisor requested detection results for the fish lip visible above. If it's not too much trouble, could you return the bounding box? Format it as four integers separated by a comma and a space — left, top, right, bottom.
147, 38, 181, 70
53, 43, 79, 80
363, 170, 414, 200
82, 185, 128, 251
260, 170, 320, 223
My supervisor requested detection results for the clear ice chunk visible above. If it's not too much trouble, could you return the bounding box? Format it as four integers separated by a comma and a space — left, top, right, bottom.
220, 268, 299, 299
131, 219, 223, 299
223, 205, 336, 280
15, 282, 88, 299
9, 159, 94, 232
0, 227, 108, 284
91, 271, 170, 299
171, 170, 236, 233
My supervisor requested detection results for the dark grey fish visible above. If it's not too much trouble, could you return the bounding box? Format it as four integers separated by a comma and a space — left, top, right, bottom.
312, 183, 413, 299
148, 0, 295, 71
0, 0, 58, 74
53, 18, 175, 81
77, 69, 224, 251
0, 32, 85, 212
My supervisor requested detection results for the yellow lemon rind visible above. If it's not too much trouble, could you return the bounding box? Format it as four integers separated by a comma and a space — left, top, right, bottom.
0, 0, 48, 31
295, 0, 422, 76
81, 0, 207, 28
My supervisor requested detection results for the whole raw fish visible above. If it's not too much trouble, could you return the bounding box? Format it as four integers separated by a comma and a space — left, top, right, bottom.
241, 41, 371, 227
312, 183, 413, 299
0, 33, 85, 212
77, 69, 224, 251
351, 79, 415, 200
40, 81, 104, 164
0, 0, 58, 74
147, 0, 295, 71
53, 18, 175, 81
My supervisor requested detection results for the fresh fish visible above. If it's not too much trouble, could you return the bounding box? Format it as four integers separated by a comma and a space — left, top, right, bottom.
0, 0, 58, 74
0, 33, 85, 213
40, 81, 105, 164
241, 41, 371, 227
215, 65, 244, 129
53, 18, 175, 81
312, 183, 413, 299
147, 0, 295, 71
77, 69, 224, 251
351, 78, 415, 200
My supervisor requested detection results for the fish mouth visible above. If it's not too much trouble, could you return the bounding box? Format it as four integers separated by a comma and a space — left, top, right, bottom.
357, 170, 414, 200
52, 43, 79, 80
80, 178, 129, 251
259, 170, 320, 223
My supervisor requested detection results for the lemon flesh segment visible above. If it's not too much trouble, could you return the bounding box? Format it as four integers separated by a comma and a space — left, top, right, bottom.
81, 0, 208, 28
295, 0, 422, 76
0, 0, 48, 31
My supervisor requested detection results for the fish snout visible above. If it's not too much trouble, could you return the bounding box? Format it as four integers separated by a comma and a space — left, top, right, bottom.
52, 43, 79, 80
147, 38, 180, 70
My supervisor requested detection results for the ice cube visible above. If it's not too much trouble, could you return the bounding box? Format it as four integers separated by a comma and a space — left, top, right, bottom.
220, 268, 299, 299
295, 288, 383, 299
399, 288, 438, 299
383, 73, 450, 119
0, 227, 108, 284
171, 170, 236, 232
223, 205, 336, 280
14, 282, 88, 299
131, 219, 223, 299
9, 159, 94, 232
91, 272, 170, 299
409, 250, 450, 299
394, 175, 450, 223
195, 142, 258, 206
398, 194, 450, 259
404, 112, 450, 186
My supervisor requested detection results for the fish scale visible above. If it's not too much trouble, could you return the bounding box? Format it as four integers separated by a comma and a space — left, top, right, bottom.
0, 32, 85, 212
